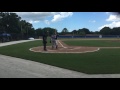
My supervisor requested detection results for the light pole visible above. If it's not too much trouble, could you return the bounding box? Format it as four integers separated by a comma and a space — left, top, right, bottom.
21, 25, 23, 39
34, 29, 37, 39
26, 27, 28, 39
7, 24, 9, 32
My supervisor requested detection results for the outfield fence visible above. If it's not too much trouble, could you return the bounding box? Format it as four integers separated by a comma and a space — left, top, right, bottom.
58, 35, 120, 38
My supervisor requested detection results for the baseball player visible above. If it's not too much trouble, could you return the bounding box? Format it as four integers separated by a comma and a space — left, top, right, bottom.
50, 33, 58, 49
42, 31, 48, 51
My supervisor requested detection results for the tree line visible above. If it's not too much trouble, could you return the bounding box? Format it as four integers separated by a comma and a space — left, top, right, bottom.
61, 27, 120, 36
61, 28, 91, 35
0, 12, 35, 40
0, 12, 58, 40
100, 27, 120, 35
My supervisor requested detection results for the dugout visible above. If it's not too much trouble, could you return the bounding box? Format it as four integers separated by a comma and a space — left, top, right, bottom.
0, 33, 12, 42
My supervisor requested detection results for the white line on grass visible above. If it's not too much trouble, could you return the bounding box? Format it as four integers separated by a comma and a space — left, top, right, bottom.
41, 48, 100, 53
57, 40, 67, 48
29, 47, 100, 53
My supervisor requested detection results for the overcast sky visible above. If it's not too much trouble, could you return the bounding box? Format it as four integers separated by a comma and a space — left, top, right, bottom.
15, 12, 120, 32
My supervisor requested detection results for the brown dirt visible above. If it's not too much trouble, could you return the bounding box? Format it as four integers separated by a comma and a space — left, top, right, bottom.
30, 40, 99, 53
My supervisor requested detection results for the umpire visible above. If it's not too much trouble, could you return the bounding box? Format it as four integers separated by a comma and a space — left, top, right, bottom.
42, 31, 48, 51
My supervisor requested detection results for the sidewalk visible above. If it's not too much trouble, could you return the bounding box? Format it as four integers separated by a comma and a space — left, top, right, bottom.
0, 39, 40, 47
0, 54, 87, 78
1, 54, 120, 78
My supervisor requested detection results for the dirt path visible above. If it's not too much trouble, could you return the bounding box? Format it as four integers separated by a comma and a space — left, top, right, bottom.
30, 40, 120, 53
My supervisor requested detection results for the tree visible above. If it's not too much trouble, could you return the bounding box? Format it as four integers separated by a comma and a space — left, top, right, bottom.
36, 27, 58, 37
61, 28, 69, 35
25, 22, 33, 38
78, 29, 85, 36
82, 28, 90, 34
0, 12, 8, 32
42, 27, 57, 36
0, 12, 21, 33
77, 28, 90, 35
111, 27, 120, 35
100, 27, 111, 35
17, 20, 34, 39
36, 28, 43, 37
72, 30, 77, 35
0, 12, 36, 40
19, 20, 26, 39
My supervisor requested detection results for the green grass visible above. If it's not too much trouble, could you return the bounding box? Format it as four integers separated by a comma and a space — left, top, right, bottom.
63, 40, 120, 47
0, 40, 120, 74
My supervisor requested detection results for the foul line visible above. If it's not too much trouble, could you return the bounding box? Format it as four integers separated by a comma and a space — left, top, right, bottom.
57, 40, 67, 48
29, 46, 100, 53
41, 48, 100, 53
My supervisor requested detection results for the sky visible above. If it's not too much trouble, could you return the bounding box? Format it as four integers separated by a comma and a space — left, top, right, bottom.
15, 12, 120, 32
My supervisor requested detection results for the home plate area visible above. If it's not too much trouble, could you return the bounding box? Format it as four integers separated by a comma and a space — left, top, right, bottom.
29, 40, 99, 53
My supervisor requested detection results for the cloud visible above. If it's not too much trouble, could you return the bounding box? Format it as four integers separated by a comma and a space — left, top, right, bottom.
44, 20, 50, 25
15, 12, 57, 23
29, 20, 40, 24
106, 14, 120, 21
98, 21, 120, 30
15, 12, 73, 24
51, 12, 73, 22
105, 12, 111, 14
89, 20, 96, 23
98, 13, 120, 30
105, 12, 116, 15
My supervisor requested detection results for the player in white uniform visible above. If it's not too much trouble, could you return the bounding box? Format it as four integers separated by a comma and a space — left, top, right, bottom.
50, 33, 58, 49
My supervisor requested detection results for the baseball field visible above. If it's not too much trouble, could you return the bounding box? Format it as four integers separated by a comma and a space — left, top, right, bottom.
0, 38, 120, 74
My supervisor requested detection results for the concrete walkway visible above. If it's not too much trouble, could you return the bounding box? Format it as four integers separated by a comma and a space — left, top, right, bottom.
0, 39, 40, 47
0, 40, 120, 78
